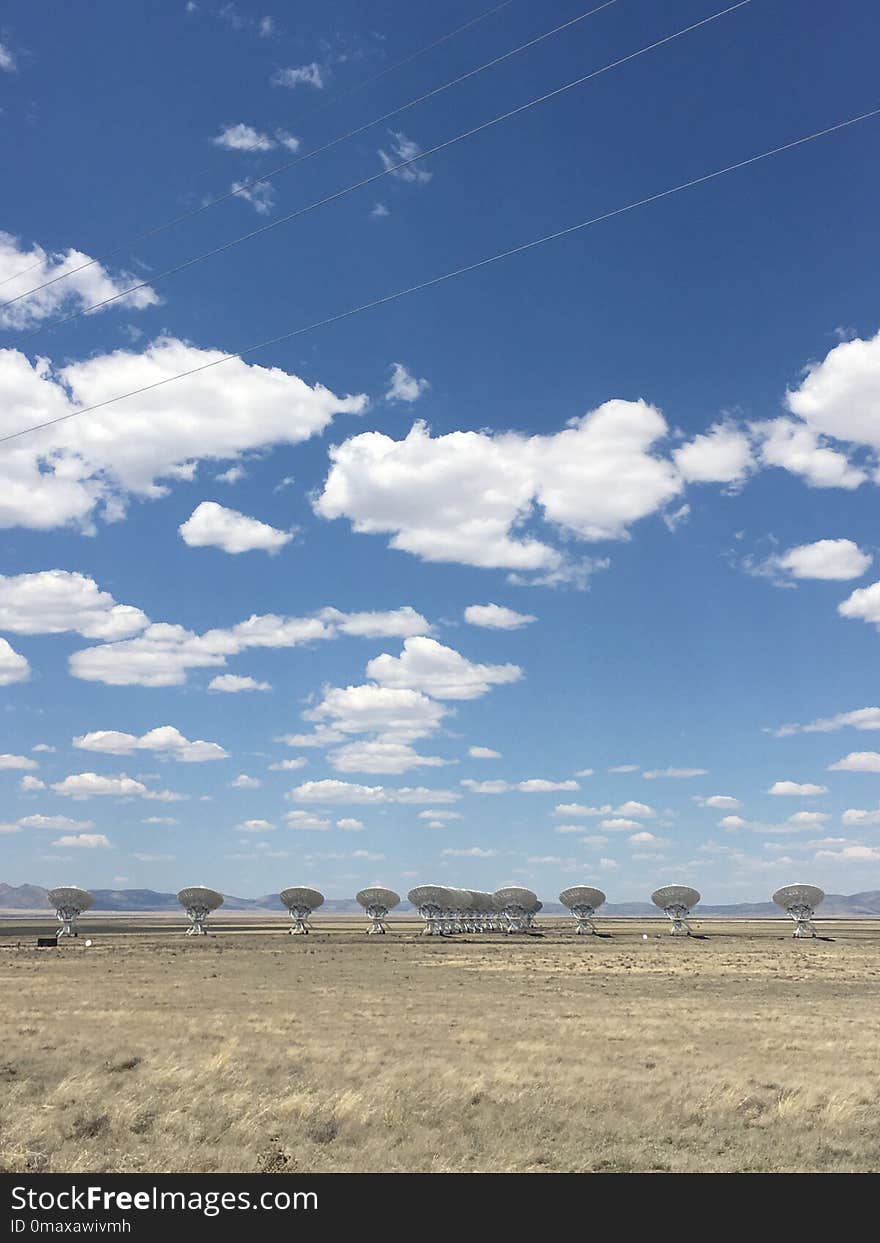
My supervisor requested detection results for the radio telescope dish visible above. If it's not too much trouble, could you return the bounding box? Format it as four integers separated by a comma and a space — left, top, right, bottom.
772, 883, 825, 938
445, 887, 473, 934
493, 887, 538, 934
559, 886, 606, 935
407, 885, 452, 936
469, 890, 498, 933
280, 887, 324, 935
651, 885, 700, 936
47, 886, 94, 939
356, 887, 400, 935
177, 887, 224, 936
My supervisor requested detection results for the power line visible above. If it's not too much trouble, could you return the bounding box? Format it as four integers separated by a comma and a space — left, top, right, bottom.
0, 0, 516, 293
17, 0, 750, 340
2, 1, 619, 314
4, 103, 877, 447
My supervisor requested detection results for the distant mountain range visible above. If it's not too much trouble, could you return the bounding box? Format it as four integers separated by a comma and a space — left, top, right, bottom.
2, 883, 880, 918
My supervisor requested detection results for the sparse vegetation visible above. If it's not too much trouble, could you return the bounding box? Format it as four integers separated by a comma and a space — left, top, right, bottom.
1, 918, 879, 1173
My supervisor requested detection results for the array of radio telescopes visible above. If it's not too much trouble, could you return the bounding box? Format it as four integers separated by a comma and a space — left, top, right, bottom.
43, 882, 827, 940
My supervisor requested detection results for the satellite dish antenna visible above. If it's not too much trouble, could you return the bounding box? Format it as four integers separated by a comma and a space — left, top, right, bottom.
488, 891, 506, 932
651, 885, 700, 936
407, 886, 451, 936
177, 886, 224, 936
47, 887, 94, 939
493, 887, 538, 934
280, 887, 324, 935
772, 884, 825, 938
559, 886, 606, 935
356, 887, 400, 935
468, 891, 496, 933
445, 887, 473, 935
457, 889, 478, 934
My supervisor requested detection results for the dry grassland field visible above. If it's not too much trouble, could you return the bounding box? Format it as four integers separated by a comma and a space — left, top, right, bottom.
2, 917, 879, 1174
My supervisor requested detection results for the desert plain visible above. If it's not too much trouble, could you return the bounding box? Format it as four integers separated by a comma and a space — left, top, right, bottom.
1, 916, 879, 1174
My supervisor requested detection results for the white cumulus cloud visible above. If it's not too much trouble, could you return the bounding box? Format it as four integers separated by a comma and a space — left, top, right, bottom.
463, 604, 536, 630
0, 231, 158, 331
754, 419, 866, 490
73, 725, 228, 762
385, 363, 429, 403
329, 740, 448, 774
460, 779, 510, 794
212, 122, 293, 152
305, 683, 447, 742
318, 606, 430, 638
842, 807, 880, 826
768, 780, 828, 796
773, 706, 880, 737
288, 780, 459, 804
366, 636, 521, 700
0, 638, 30, 685
839, 581, 880, 628
786, 329, 880, 452
460, 777, 578, 793
314, 404, 683, 579
378, 131, 432, 183
752, 330, 880, 491
51, 773, 149, 799
516, 779, 579, 793
284, 810, 332, 830
229, 774, 261, 789
615, 800, 655, 818
761, 538, 872, 584
69, 600, 427, 688
827, 752, 880, 773
673, 422, 753, 484
230, 178, 277, 214
642, 767, 707, 779
0, 338, 365, 532
18, 815, 94, 830
52, 833, 111, 848
0, 571, 148, 638
213, 123, 274, 151
815, 844, 880, 862
208, 674, 271, 692
179, 501, 293, 554
237, 819, 275, 833
272, 62, 324, 89
786, 811, 830, 826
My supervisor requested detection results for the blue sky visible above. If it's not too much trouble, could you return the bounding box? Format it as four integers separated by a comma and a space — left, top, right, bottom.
1, 0, 880, 902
